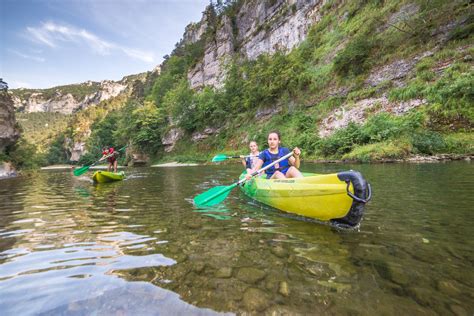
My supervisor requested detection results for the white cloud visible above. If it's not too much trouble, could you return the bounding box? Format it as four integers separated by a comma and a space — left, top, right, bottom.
10, 50, 45, 62
121, 48, 154, 63
26, 21, 155, 62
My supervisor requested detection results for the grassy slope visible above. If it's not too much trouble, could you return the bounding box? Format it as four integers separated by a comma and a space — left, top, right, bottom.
10, 0, 473, 167
157, 0, 473, 162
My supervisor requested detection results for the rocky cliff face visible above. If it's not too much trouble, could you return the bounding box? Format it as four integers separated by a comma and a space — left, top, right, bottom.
0, 91, 20, 152
11, 80, 128, 114
186, 0, 326, 89
0, 91, 21, 178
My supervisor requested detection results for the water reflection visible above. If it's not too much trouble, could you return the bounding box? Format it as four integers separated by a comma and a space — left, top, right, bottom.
0, 163, 473, 314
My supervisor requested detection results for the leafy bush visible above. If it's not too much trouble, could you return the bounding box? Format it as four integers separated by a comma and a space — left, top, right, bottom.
411, 131, 446, 154
318, 123, 365, 156
443, 133, 474, 154
333, 36, 374, 76
342, 140, 411, 162
5, 138, 45, 169
318, 112, 425, 157
45, 134, 69, 165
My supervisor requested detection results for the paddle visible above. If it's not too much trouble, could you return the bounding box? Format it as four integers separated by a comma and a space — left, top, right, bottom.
211, 154, 257, 162
194, 151, 294, 207
73, 146, 127, 176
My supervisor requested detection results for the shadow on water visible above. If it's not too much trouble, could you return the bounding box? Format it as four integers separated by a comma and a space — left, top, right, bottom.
0, 163, 473, 314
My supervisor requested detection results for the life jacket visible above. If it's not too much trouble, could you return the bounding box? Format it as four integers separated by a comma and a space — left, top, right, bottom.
245, 154, 259, 169
245, 156, 252, 169
103, 148, 116, 163
259, 147, 290, 177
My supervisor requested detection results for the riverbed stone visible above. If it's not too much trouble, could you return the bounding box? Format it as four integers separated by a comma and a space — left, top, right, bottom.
406, 287, 433, 306
437, 280, 461, 296
215, 267, 233, 278
278, 281, 290, 297
386, 263, 411, 286
450, 304, 468, 316
242, 288, 270, 312
192, 262, 205, 274
236, 267, 267, 284
271, 245, 288, 258
186, 221, 202, 229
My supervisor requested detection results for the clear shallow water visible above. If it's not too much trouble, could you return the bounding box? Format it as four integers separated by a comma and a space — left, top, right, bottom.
0, 162, 473, 315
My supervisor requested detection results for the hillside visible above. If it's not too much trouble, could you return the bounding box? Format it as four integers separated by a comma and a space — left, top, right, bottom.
9, 72, 146, 114
8, 0, 474, 168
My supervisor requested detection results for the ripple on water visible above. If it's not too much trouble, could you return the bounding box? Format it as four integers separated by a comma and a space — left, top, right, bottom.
0, 164, 473, 315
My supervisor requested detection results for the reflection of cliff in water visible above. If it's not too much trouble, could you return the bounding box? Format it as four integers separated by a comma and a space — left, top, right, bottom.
0, 176, 30, 257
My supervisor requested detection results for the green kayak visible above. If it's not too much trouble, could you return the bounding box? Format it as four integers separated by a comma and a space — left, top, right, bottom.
92, 171, 125, 183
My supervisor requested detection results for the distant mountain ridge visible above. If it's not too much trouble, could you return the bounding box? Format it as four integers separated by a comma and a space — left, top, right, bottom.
9, 73, 146, 114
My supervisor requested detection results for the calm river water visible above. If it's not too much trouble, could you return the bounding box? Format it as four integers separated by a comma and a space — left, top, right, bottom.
0, 162, 473, 315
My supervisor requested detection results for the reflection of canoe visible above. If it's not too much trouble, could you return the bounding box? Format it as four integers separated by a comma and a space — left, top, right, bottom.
92, 171, 125, 183
239, 171, 371, 228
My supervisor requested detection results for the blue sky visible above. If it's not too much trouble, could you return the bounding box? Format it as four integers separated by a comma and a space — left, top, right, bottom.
1, 0, 209, 89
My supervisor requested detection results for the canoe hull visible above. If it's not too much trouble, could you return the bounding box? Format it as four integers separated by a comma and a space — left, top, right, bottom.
239, 171, 370, 227
92, 171, 125, 183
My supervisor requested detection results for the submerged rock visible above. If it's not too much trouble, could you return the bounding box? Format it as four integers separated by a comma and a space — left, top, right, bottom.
242, 288, 270, 312
236, 267, 267, 284
278, 281, 290, 297
437, 280, 462, 296
0, 162, 17, 179
271, 245, 288, 258
215, 267, 233, 278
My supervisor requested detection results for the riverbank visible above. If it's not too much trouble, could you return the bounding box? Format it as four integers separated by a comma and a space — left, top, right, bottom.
40, 165, 126, 170
151, 162, 200, 167
309, 154, 473, 164
23, 153, 474, 174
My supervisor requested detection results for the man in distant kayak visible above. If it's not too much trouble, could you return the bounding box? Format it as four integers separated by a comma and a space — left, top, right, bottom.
99, 146, 119, 172
246, 131, 303, 180
242, 141, 260, 175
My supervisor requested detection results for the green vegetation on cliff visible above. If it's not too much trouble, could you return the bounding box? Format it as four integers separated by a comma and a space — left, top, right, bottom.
11, 0, 473, 167
11, 82, 102, 103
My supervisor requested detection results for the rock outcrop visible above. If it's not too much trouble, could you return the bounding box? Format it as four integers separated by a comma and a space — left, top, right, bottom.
161, 128, 184, 152
0, 91, 20, 152
185, 0, 326, 89
11, 80, 127, 114
318, 96, 427, 137
0, 90, 21, 178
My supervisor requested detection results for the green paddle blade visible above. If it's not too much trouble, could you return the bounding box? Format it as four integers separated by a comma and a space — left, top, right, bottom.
211, 154, 228, 162
194, 183, 237, 207
73, 165, 90, 176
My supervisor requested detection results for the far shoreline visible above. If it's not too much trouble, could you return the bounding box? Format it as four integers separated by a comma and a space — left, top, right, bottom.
37, 154, 472, 171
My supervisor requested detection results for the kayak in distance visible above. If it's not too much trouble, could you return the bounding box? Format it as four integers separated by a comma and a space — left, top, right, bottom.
92, 171, 125, 183
239, 170, 371, 228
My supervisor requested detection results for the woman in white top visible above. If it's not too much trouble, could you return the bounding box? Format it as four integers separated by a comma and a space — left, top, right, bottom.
242, 141, 260, 175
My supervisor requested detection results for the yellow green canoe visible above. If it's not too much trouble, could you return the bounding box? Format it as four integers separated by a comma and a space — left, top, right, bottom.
92, 171, 125, 183
239, 171, 371, 228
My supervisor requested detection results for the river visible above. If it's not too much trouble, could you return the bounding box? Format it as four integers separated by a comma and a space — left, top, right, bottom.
0, 162, 473, 315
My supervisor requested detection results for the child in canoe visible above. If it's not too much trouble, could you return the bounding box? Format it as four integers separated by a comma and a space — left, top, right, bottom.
242, 141, 260, 174
246, 131, 303, 180
99, 146, 119, 172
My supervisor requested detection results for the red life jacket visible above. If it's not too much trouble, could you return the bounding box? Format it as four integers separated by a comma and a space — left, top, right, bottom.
103, 148, 116, 163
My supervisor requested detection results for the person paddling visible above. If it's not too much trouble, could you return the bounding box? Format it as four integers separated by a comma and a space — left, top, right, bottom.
242, 141, 260, 174
246, 131, 303, 180
99, 146, 119, 173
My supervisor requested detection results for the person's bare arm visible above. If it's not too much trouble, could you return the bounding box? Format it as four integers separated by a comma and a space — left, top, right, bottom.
245, 159, 264, 179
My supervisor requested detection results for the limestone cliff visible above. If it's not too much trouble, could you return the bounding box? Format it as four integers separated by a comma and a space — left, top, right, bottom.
0, 91, 20, 152
0, 90, 21, 178
11, 79, 130, 114
186, 0, 326, 89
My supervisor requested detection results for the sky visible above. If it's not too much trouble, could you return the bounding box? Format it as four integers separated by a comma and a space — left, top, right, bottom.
0, 0, 209, 89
